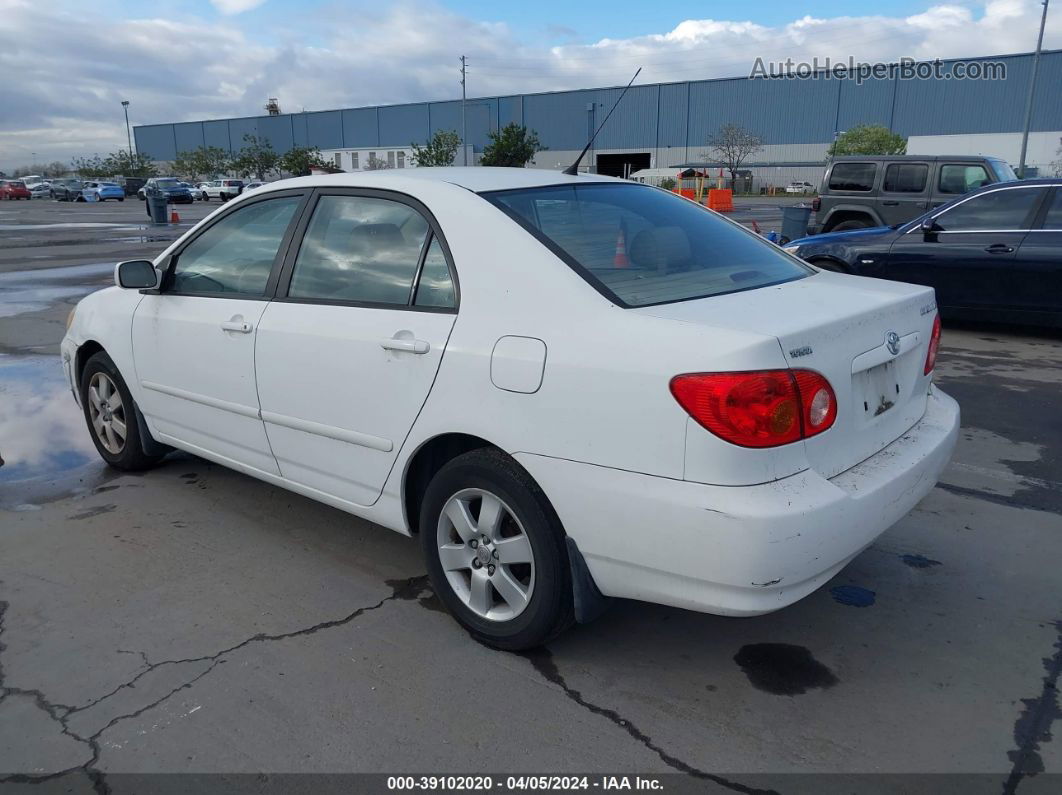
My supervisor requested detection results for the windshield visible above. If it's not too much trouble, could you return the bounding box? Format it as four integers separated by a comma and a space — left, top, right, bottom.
989, 159, 1018, 183
483, 183, 811, 308
156, 179, 181, 188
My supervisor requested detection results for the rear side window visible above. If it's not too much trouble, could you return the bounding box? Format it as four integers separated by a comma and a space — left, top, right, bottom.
170, 196, 300, 295
933, 188, 1041, 231
939, 165, 990, 194
484, 183, 810, 308
883, 164, 928, 193
413, 236, 456, 309
1041, 190, 1062, 230
828, 163, 876, 192
287, 195, 430, 305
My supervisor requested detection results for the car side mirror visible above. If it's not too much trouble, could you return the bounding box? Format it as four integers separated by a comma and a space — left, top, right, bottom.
115, 260, 160, 289
921, 217, 940, 236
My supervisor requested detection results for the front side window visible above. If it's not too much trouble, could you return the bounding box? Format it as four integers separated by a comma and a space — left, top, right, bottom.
828, 163, 876, 192
933, 188, 1041, 232
883, 163, 928, 193
1041, 190, 1062, 230
939, 165, 990, 194
484, 183, 810, 308
288, 195, 430, 305
169, 196, 300, 295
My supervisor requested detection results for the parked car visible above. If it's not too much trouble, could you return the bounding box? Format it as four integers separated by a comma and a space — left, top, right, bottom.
241, 181, 266, 193
182, 182, 206, 201
62, 168, 958, 649
785, 181, 815, 194
785, 178, 1062, 327
137, 178, 194, 203
117, 176, 147, 197
50, 178, 85, 201
82, 181, 126, 202
28, 182, 52, 199
0, 180, 31, 200
202, 178, 245, 201
810, 155, 1016, 234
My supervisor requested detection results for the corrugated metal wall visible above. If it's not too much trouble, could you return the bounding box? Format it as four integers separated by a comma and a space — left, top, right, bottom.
134, 50, 1062, 162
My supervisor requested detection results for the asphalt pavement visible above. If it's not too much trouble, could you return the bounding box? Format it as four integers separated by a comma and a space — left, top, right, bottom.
0, 196, 1060, 794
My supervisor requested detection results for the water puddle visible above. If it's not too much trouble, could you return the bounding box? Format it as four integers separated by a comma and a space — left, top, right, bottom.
0, 355, 107, 507
0, 223, 146, 231
0, 262, 114, 318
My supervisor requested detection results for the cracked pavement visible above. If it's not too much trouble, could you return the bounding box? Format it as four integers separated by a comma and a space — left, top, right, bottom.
1, 199, 1061, 793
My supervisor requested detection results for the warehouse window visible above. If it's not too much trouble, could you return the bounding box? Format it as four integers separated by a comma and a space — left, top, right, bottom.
351, 152, 359, 170
828, 163, 876, 192
387, 151, 396, 168
334, 153, 342, 168
883, 163, 928, 193
397, 151, 405, 169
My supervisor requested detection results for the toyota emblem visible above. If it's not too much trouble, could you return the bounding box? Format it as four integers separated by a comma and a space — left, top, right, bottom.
886, 331, 901, 356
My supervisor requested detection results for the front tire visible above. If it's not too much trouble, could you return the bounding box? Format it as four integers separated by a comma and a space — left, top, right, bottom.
80, 351, 165, 471
420, 449, 574, 650
828, 219, 870, 232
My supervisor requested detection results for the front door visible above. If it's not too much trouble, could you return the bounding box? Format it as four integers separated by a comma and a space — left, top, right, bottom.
132, 192, 305, 474
885, 185, 1043, 312
255, 191, 458, 506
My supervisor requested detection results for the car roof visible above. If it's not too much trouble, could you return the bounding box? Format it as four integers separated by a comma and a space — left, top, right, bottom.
278, 167, 624, 194
830, 155, 1005, 163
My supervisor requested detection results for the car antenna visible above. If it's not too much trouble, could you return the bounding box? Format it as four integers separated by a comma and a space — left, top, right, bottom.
562, 67, 642, 176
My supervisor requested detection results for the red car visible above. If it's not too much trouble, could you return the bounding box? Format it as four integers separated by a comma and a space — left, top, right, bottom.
0, 180, 31, 200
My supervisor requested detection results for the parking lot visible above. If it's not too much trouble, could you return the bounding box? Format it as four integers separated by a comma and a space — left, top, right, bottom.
1, 195, 1060, 793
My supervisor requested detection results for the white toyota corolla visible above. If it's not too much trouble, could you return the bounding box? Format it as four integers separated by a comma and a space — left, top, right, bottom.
61, 168, 959, 649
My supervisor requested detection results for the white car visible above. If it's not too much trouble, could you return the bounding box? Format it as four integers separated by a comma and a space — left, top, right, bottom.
785, 181, 815, 194
28, 181, 51, 199
61, 168, 959, 649
184, 182, 206, 201
202, 179, 245, 201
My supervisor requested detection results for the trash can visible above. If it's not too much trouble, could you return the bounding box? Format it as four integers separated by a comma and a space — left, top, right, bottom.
780, 204, 813, 244
147, 194, 168, 224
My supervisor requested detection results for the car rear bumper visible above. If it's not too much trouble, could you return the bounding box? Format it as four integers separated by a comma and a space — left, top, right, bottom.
515, 386, 959, 616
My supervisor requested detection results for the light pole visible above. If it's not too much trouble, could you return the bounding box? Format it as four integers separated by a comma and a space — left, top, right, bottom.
121, 100, 133, 160
1018, 0, 1050, 178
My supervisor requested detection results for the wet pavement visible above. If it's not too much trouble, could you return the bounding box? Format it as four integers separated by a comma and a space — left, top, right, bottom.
0, 198, 1060, 793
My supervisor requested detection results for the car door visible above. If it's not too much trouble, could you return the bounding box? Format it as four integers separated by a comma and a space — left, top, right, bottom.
932, 162, 992, 209
132, 190, 307, 474
878, 162, 929, 225
254, 189, 458, 506
885, 185, 1044, 313
1012, 186, 1062, 318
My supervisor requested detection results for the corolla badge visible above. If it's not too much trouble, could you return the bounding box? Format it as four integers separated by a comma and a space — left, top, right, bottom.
886, 331, 901, 356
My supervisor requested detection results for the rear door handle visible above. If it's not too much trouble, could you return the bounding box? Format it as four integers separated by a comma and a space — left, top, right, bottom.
984, 244, 1014, 254
881, 200, 899, 206
221, 320, 253, 333
380, 337, 430, 354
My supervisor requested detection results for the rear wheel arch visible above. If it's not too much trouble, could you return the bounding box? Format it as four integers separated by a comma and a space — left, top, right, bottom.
403, 433, 499, 534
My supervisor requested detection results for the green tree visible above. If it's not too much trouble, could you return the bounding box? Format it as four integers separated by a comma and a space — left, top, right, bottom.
479, 123, 544, 167
173, 146, 230, 180
101, 150, 157, 178
410, 129, 461, 167
828, 124, 906, 157
704, 124, 763, 184
278, 145, 328, 176
362, 155, 391, 171
231, 134, 280, 180
71, 155, 108, 179
659, 177, 677, 190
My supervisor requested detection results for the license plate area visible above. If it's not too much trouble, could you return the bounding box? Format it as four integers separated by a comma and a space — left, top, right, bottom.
856, 360, 901, 420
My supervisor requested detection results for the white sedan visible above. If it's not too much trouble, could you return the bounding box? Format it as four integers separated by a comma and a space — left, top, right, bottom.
61, 168, 959, 649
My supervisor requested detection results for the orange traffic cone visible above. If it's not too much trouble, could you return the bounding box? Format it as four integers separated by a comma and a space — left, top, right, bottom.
613, 228, 629, 268
170, 209, 180, 224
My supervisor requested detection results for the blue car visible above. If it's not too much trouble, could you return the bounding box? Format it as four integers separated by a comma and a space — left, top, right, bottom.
81, 181, 125, 202
783, 179, 1062, 328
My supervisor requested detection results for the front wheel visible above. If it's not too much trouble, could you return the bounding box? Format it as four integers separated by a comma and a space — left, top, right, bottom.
420, 449, 574, 650
80, 351, 165, 471
118, 197, 124, 202
828, 219, 870, 232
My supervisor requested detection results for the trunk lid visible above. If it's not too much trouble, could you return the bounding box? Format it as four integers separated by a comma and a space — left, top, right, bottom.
636, 271, 938, 479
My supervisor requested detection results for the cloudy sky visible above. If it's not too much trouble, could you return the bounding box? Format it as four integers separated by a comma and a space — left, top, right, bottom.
1, 0, 1059, 171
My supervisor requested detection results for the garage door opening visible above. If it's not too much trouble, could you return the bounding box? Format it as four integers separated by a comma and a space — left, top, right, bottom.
595, 153, 651, 178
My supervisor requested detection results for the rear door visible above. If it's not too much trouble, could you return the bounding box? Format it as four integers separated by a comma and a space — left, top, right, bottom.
132, 191, 307, 474
885, 184, 1044, 312
878, 162, 930, 225
254, 189, 458, 506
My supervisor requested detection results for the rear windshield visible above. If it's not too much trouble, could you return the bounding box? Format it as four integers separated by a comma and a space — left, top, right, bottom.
482, 183, 810, 308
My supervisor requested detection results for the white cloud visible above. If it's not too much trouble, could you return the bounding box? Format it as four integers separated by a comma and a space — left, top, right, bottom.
210, 0, 267, 14
0, 0, 1059, 171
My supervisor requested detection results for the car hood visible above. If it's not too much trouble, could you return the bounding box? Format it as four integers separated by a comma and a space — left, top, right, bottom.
789, 225, 898, 248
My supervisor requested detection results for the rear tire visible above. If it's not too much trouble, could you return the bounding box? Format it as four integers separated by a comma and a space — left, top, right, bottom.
80, 351, 165, 471
420, 448, 574, 650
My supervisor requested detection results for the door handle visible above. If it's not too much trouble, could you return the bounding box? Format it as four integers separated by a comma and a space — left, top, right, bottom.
984, 244, 1014, 254
221, 320, 253, 333
380, 337, 430, 354
881, 200, 899, 206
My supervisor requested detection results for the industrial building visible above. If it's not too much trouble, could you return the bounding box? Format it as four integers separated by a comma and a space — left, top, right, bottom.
134, 49, 1062, 188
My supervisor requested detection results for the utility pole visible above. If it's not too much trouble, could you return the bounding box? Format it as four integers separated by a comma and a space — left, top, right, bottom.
121, 100, 133, 159
1018, 0, 1049, 178
460, 55, 468, 166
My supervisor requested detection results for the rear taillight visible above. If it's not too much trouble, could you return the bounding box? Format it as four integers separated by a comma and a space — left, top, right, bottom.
811, 197, 821, 212
670, 369, 837, 448
924, 314, 942, 375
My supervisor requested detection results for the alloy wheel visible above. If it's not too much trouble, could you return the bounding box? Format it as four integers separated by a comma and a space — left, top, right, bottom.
436, 488, 536, 621
87, 372, 127, 454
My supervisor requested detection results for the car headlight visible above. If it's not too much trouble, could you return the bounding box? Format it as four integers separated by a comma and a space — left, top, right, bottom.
782, 245, 800, 255
66, 306, 77, 331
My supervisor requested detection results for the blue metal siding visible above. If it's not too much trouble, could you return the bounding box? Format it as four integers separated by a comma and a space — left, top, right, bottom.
134, 50, 1062, 161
